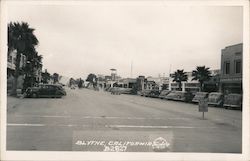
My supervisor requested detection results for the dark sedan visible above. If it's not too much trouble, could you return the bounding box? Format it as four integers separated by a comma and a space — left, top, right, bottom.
25, 84, 66, 98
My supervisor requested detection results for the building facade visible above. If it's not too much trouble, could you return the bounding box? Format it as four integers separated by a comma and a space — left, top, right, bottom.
7, 50, 27, 93
220, 43, 243, 94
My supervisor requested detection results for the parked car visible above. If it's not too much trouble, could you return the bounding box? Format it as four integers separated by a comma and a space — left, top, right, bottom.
192, 92, 209, 103
172, 91, 195, 102
25, 84, 66, 98
110, 87, 132, 95
207, 92, 223, 107
165, 91, 194, 102
148, 89, 161, 98
165, 91, 177, 100
223, 93, 242, 110
54, 84, 66, 96
119, 88, 132, 94
140, 90, 152, 97
158, 90, 171, 99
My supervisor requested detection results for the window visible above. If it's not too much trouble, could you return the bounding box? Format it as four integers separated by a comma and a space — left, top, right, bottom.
224, 62, 230, 74
235, 60, 242, 74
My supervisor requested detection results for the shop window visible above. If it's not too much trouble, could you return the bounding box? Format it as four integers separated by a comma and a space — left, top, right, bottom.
235, 60, 241, 74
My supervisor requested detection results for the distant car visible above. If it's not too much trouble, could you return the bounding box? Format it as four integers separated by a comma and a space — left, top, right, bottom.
165, 91, 194, 102
158, 90, 171, 99
165, 91, 177, 100
192, 92, 209, 103
110, 87, 120, 95
25, 84, 66, 98
119, 88, 132, 94
140, 90, 152, 97
223, 93, 242, 110
148, 89, 161, 98
207, 92, 223, 107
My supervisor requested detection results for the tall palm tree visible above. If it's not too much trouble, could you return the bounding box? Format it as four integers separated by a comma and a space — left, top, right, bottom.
192, 66, 211, 92
171, 69, 188, 91
8, 22, 39, 95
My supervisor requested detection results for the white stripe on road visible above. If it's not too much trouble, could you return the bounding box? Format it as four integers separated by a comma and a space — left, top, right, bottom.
105, 125, 217, 129
13, 114, 191, 120
7, 123, 45, 127
7, 123, 217, 129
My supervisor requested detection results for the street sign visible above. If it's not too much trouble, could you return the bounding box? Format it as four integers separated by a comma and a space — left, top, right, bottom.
199, 98, 208, 119
199, 98, 208, 112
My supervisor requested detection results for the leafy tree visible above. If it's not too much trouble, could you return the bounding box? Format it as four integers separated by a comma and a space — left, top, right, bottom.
86, 73, 97, 87
41, 70, 51, 84
8, 22, 39, 95
171, 69, 188, 91
78, 78, 84, 88
192, 66, 211, 92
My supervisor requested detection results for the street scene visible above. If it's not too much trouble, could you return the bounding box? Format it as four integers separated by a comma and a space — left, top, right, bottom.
5, 2, 243, 153
7, 88, 242, 152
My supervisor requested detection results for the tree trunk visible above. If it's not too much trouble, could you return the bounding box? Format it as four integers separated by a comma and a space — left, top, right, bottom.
178, 82, 182, 91
200, 81, 203, 92
11, 52, 21, 96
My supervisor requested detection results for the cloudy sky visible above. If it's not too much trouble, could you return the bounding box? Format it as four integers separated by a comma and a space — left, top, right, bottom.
7, 2, 243, 79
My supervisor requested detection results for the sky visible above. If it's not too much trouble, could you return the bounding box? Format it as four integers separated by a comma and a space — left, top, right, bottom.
7, 2, 243, 79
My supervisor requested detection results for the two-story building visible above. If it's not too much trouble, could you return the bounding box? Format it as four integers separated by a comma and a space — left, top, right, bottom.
220, 43, 243, 94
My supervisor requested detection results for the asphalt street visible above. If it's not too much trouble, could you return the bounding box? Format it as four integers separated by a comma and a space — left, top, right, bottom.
7, 88, 242, 152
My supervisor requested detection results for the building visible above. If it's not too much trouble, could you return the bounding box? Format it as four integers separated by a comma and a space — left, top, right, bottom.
7, 49, 26, 78
7, 50, 27, 93
118, 78, 137, 88
146, 76, 169, 90
220, 43, 243, 94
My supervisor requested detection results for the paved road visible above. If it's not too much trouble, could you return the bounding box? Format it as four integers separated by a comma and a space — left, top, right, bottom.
7, 88, 242, 152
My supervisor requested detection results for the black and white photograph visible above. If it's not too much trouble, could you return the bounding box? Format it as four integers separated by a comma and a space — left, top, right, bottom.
0, 0, 249, 161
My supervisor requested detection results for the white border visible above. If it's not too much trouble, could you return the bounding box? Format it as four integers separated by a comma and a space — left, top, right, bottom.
1, 0, 249, 161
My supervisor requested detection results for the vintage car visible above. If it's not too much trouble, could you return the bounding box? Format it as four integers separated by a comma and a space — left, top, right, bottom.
140, 90, 152, 97
110, 87, 132, 95
165, 91, 194, 102
192, 92, 209, 103
158, 90, 171, 99
148, 89, 161, 98
223, 93, 242, 110
165, 91, 177, 100
207, 92, 224, 107
25, 84, 66, 98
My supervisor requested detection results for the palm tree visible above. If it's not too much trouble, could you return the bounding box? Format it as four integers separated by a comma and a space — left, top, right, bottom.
192, 66, 211, 92
8, 22, 39, 95
171, 69, 188, 91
